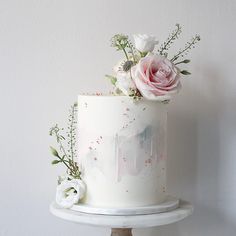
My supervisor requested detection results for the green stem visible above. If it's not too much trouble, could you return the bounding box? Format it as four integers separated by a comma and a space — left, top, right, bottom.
122, 47, 129, 60
57, 136, 69, 161
118, 42, 129, 60
127, 41, 136, 63
54, 129, 77, 174
159, 24, 181, 55
57, 155, 75, 174
171, 37, 199, 62
174, 60, 187, 65
69, 105, 76, 162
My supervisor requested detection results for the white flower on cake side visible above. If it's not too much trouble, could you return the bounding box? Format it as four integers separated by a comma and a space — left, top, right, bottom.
56, 178, 86, 208
133, 34, 158, 53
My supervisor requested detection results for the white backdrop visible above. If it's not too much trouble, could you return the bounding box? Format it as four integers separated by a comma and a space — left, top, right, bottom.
1, 0, 236, 235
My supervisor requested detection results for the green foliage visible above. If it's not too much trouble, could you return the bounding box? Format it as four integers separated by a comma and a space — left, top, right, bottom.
111, 34, 129, 60
105, 74, 117, 85
67, 103, 78, 161
180, 70, 191, 75
171, 35, 201, 62
51, 160, 61, 165
129, 88, 142, 101
111, 34, 137, 62
111, 34, 129, 50
158, 24, 182, 56
49, 103, 81, 179
175, 59, 191, 65
50, 146, 59, 157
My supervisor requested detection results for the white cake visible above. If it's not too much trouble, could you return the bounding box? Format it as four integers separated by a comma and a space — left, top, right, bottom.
77, 95, 167, 208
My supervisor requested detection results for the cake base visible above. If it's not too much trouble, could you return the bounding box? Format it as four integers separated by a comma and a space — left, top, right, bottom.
71, 196, 179, 216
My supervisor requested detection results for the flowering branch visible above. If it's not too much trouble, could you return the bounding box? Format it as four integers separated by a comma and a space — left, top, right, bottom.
127, 40, 137, 63
111, 34, 129, 60
49, 125, 68, 159
67, 103, 77, 162
171, 35, 201, 62
49, 103, 81, 179
158, 24, 182, 56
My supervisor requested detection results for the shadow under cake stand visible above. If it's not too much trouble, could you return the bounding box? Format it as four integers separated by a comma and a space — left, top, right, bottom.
50, 197, 193, 236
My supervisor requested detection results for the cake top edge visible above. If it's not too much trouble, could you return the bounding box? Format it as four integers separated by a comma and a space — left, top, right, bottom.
77, 94, 170, 104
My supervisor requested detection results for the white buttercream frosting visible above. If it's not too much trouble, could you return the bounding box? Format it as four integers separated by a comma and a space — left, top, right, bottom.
78, 95, 167, 207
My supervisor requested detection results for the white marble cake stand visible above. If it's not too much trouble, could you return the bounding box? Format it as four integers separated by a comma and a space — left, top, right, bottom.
50, 200, 193, 236
71, 196, 179, 215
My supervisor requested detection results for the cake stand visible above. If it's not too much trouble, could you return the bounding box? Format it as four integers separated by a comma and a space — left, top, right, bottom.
50, 200, 193, 236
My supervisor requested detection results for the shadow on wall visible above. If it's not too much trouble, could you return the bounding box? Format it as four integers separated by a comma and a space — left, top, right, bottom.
144, 66, 236, 235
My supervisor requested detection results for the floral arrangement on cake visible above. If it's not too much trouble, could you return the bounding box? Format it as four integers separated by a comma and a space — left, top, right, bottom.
50, 24, 200, 208
106, 24, 200, 101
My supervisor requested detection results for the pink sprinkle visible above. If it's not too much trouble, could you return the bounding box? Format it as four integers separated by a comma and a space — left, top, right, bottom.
95, 92, 103, 96
145, 158, 152, 164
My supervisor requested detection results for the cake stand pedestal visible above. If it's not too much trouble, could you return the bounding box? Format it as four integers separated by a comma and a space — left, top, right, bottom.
50, 200, 193, 236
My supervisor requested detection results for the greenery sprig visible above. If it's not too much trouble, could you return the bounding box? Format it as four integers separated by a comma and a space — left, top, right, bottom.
67, 103, 77, 162
158, 23, 182, 57
111, 34, 137, 63
49, 103, 81, 179
129, 88, 142, 101
171, 35, 201, 62
111, 34, 129, 60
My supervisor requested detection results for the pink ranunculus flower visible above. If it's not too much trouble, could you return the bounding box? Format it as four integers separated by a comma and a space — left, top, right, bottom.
132, 55, 181, 101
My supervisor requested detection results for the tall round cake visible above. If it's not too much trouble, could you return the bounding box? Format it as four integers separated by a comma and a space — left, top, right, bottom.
78, 95, 167, 208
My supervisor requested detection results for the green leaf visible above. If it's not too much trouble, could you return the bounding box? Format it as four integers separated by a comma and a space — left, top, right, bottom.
174, 59, 191, 65
51, 160, 61, 165
50, 146, 59, 157
140, 51, 148, 57
105, 74, 117, 85
183, 59, 191, 63
180, 70, 191, 75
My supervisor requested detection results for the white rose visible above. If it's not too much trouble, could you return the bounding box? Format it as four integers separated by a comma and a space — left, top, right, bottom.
133, 34, 158, 53
115, 73, 136, 96
56, 179, 86, 208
